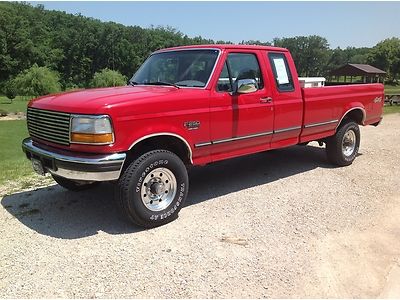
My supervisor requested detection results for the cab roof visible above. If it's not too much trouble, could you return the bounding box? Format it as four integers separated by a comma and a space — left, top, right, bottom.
154, 44, 288, 53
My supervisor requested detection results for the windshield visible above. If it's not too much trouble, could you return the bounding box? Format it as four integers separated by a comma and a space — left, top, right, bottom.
131, 49, 219, 88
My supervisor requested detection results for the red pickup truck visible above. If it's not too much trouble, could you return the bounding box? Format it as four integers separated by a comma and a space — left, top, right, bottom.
22, 44, 384, 227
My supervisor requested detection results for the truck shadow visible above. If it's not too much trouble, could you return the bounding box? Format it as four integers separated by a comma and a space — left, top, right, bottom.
2, 144, 342, 239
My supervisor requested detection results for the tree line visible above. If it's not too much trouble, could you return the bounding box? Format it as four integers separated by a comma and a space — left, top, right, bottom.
0, 2, 399, 97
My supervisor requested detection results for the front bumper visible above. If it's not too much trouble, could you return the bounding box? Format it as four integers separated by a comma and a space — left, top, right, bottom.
22, 138, 126, 181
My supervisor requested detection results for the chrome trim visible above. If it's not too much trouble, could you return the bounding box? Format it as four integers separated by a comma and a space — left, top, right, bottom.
70, 114, 115, 145
213, 131, 273, 144
336, 107, 366, 129
195, 141, 213, 148
129, 133, 193, 164
304, 119, 338, 129
22, 138, 126, 181
27, 107, 71, 146
274, 126, 302, 134
195, 130, 273, 147
49, 168, 122, 182
134, 48, 222, 90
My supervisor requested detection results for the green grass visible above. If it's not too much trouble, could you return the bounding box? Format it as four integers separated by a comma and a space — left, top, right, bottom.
0, 120, 33, 184
0, 96, 32, 114
384, 105, 400, 114
385, 84, 400, 94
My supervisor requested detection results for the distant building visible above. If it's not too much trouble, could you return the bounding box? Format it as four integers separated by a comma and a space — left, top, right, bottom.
328, 64, 386, 84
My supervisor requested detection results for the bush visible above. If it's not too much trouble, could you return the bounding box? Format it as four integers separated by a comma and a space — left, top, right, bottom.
13, 64, 61, 97
90, 69, 127, 88
0, 109, 7, 117
4, 80, 17, 101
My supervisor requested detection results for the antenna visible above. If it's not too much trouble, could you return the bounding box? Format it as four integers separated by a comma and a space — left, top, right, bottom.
112, 32, 115, 87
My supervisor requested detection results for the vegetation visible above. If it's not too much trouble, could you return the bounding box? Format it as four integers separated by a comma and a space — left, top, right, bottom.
12, 64, 61, 96
0, 1, 399, 93
0, 120, 33, 184
273, 35, 330, 76
0, 96, 31, 113
90, 69, 127, 88
383, 105, 400, 114
368, 38, 400, 82
384, 84, 400, 94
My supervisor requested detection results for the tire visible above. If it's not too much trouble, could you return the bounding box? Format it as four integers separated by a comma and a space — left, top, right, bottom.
326, 120, 360, 166
52, 175, 99, 191
116, 150, 189, 228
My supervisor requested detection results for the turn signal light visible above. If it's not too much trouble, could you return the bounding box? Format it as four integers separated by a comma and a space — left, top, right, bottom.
71, 133, 113, 144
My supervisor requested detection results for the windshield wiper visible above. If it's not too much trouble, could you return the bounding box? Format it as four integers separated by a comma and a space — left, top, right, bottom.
128, 80, 139, 86
146, 81, 180, 89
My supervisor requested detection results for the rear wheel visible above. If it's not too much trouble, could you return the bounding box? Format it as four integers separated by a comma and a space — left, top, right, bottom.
116, 150, 188, 228
52, 175, 99, 191
326, 120, 360, 166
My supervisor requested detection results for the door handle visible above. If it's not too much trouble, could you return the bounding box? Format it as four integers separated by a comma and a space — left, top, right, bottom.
260, 97, 272, 103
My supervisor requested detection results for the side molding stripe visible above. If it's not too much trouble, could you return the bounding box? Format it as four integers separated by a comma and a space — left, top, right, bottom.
195, 130, 273, 148
274, 126, 302, 134
303, 119, 338, 128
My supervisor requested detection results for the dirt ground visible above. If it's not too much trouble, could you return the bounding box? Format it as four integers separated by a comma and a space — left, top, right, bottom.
1, 114, 399, 298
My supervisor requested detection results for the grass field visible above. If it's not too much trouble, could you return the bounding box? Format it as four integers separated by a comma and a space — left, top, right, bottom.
0, 120, 33, 184
385, 84, 400, 94
0, 96, 32, 114
384, 105, 400, 114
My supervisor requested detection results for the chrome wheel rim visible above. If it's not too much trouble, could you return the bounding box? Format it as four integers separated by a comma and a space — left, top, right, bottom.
140, 167, 177, 211
342, 130, 356, 157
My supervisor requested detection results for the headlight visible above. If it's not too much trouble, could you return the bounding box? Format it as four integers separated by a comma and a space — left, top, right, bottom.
70, 115, 114, 145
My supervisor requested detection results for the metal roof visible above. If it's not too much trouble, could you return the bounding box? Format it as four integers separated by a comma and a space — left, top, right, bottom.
330, 63, 386, 76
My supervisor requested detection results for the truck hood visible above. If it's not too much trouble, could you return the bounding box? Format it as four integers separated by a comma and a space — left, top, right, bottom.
29, 85, 181, 114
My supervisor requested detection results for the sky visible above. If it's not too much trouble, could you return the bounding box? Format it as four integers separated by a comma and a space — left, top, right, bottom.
30, 1, 400, 49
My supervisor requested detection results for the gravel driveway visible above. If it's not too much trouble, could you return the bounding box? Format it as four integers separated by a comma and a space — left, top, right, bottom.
1, 114, 400, 298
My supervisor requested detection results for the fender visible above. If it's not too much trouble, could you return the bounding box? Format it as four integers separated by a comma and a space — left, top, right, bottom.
128, 131, 194, 164
336, 103, 366, 129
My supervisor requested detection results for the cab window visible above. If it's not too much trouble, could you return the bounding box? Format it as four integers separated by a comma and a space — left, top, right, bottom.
217, 53, 264, 92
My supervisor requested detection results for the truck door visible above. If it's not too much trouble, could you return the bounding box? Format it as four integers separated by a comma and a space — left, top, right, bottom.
265, 51, 303, 148
207, 50, 274, 161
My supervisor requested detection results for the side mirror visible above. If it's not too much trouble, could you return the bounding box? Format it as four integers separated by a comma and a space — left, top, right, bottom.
235, 79, 258, 94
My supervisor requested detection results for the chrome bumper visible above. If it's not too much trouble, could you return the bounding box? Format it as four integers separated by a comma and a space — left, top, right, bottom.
22, 138, 126, 181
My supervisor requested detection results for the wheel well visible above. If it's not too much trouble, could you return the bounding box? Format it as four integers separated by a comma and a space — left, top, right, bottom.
126, 135, 192, 166
339, 108, 364, 127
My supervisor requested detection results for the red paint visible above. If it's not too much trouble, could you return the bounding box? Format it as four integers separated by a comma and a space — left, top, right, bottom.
28, 44, 384, 165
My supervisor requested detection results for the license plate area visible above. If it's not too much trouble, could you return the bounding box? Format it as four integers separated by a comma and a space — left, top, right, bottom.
31, 158, 46, 176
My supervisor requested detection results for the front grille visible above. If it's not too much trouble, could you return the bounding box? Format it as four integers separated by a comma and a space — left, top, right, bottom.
27, 107, 71, 145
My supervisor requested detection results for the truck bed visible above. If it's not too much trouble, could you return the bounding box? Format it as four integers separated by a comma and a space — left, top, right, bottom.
300, 83, 384, 143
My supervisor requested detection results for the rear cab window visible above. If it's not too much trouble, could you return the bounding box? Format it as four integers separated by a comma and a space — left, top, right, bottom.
268, 52, 294, 92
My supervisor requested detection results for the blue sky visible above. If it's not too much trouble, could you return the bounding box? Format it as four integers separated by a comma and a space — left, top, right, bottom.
31, 1, 400, 48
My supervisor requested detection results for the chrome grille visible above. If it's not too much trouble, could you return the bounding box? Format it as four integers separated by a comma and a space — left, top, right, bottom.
27, 107, 71, 145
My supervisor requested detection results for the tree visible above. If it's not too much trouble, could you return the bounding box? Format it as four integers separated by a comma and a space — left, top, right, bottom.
13, 64, 61, 96
273, 35, 330, 76
368, 38, 400, 82
90, 68, 127, 88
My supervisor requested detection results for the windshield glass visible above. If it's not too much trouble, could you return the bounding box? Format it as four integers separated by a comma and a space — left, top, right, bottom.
131, 49, 219, 88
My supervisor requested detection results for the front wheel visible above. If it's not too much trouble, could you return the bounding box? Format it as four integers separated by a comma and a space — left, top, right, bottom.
116, 150, 189, 228
326, 120, 360, 166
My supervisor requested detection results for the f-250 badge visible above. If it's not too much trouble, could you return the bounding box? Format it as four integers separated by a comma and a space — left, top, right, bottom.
184, 120, 200, 130
373, 97, 382, 103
